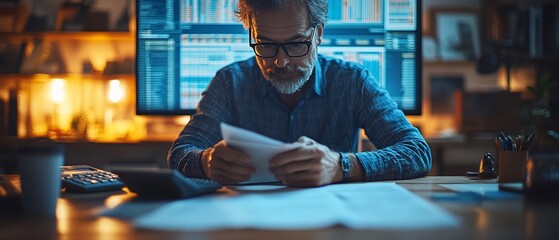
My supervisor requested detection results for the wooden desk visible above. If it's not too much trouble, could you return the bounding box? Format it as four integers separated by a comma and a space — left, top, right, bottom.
1, 176, 557, 240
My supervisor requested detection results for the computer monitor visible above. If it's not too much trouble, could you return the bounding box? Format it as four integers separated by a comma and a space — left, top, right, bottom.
136, 0, 422, 115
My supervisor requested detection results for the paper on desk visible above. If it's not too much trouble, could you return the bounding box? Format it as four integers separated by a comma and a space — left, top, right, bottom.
220, 123, 303, 184
440, 184, 522, 200
126, 182, 459, 231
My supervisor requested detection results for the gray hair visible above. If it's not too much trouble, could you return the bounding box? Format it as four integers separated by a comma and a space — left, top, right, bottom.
235, 0, 328, 28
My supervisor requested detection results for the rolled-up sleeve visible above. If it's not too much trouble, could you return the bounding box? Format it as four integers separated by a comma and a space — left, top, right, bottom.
355, 70, 432, 181
167, 70, 232, 178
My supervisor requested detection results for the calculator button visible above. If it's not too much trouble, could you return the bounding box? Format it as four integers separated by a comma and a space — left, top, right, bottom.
73, 179, 90, 185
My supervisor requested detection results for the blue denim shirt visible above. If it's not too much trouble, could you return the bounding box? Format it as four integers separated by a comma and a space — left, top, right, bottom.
168, 55, 431, 181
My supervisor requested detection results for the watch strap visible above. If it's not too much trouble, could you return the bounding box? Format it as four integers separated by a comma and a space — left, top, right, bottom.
339, 152, 351, 181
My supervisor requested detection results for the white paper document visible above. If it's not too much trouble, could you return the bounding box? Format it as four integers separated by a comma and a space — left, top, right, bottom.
440, 183, 522, 200
123, 182, 459, 231
220, 123, 303, 184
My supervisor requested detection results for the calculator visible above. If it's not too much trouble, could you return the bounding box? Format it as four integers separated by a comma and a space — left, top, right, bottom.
61, 165, 125, 193
112, 168, 222, 199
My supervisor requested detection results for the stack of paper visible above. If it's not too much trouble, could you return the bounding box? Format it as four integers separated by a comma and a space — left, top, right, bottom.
220, 123, 302, 184
112, 182, 460, 231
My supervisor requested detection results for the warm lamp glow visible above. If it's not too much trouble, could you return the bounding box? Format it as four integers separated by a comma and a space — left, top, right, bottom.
50, 78, 66, 103
175, 116, 191, 125
107, 79, 124, 103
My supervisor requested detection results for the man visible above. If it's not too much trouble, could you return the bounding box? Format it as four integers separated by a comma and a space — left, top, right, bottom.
168, 0, 431, 187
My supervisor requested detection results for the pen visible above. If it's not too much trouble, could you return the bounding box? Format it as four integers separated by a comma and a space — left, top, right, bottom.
506, 135, 514, 151
498, 132, 509, 151
496, 132, 535, 151
495, 137, 503, 151
522, 131, 536, 151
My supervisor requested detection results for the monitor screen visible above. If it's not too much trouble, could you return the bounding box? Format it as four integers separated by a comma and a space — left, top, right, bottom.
136, 0, 422, 115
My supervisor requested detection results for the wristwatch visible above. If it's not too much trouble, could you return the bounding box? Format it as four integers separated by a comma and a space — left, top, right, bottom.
339, 152, 351, 181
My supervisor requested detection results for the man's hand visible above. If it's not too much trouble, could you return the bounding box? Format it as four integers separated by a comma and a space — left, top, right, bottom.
202, 140, 255, 185
268, 136, 342, 187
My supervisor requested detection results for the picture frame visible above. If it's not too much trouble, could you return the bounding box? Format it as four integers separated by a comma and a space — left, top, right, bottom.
422, 36, 438, 61
429, 75, 464, 115
431, 9, 481, 61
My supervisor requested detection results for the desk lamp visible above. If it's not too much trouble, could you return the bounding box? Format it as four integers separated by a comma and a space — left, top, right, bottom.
107, 79, 124, 104
104, 79, 124, 126
50, 78, 66, 132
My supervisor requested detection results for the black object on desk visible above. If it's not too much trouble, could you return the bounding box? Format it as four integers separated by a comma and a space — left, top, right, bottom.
112, 168, 222, 199
467, 152, 497, 179
478, 152, 497, 179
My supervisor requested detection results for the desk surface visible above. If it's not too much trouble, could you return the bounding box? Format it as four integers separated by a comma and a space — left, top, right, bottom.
1, 176, 558, 240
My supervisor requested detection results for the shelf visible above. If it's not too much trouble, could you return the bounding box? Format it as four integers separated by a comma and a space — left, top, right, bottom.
423, 60, 477, 66
518, 55, 559, 62
0, 31, 134, 41
0, 73, 135, 80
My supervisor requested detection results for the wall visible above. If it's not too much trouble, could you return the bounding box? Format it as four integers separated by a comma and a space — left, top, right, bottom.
416, 0, 491, 137
0, 0, 193, 141
2, 0, 541, 141
3, 0, 550, 175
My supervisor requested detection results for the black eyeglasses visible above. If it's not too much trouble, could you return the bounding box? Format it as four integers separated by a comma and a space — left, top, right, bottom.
249, 26, 316, 58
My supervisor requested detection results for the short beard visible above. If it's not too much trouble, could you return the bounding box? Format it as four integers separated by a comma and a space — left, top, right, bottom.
259, 53, 317, 95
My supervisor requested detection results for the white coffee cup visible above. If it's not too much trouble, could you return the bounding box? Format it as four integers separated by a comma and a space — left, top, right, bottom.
18, 142, 64, 217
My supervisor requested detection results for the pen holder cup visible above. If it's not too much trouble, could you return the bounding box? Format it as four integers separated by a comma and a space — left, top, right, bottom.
498, 151, 527, 183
